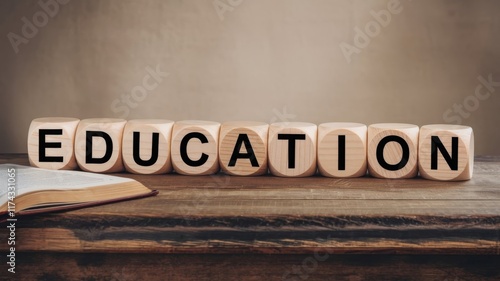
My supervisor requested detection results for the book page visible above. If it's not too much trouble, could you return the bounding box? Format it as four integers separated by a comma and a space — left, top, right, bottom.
0, 164, 134, 207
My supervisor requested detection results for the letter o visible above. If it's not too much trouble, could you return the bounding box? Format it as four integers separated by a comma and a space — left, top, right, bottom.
376, 135, 410, 171
131, 86, 148, 102
301, 257, 318, 273
33, 11, 49, 27
313, 251, 329, 262
463, 95, 479, 112
365, 20, 381, 37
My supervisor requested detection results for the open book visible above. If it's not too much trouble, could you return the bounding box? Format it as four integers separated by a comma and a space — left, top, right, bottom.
0, 164, 158, 220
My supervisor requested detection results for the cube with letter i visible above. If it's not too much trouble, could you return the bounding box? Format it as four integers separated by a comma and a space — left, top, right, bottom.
367, 123, 419, 179
122, 119, 175, 174
219, 121, 269, 176
268, 122, 317, 177
27, 117, 80, 170
74, 118, 127, 173
418, 124, 474, 181
171, 120, 221, 175
317, 122, 367, 177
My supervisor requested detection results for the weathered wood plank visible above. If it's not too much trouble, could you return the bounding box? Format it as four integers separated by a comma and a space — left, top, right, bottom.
9, 225, 499, 254
1, 154, 499, 255
7, 252, 500, 281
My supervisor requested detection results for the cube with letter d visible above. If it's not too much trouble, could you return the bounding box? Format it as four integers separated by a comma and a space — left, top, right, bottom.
74, 118, 127, 173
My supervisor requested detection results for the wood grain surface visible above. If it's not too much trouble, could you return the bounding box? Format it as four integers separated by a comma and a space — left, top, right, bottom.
6, 253, 500, 281
1, 154, 500, 280
1, 154, 499, 256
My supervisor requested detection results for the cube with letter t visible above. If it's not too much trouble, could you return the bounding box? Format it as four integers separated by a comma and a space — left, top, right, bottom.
27, 117, 80, 170
171, 120, 220, 175
268, 122, 317, 177
74, 118, 127, 173
418, 124, 474, 181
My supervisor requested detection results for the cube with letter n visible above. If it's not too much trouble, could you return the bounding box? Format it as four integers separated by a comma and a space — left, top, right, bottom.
418, 124, 474, 181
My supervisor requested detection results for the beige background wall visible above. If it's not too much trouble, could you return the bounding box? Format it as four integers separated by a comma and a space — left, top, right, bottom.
1, 0, 499, 155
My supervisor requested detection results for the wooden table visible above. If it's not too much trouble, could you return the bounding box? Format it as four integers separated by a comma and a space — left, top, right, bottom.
1, 154, 500, 280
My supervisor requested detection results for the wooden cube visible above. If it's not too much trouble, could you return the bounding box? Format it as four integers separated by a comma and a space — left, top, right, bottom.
27, 117, 80, 170
122, 119, 175, 174
367, 123, 419, 179
317, 122, 367, 178
418, 124, 474, 181
74, 118, 127, 173
219, 121, 269, 176
268, 122, 317, 177
171, 120, 220, 175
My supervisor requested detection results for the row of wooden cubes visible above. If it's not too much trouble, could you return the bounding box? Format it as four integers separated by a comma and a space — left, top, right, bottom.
27, 118, 474, 181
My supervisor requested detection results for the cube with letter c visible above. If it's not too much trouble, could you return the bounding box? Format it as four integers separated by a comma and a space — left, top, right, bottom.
171, 120, 220, 175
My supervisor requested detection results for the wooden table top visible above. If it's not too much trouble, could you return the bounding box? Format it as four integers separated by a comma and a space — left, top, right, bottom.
1, 154, 499, 255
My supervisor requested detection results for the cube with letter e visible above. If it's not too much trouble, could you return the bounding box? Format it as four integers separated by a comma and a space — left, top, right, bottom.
27, 117, 80, 170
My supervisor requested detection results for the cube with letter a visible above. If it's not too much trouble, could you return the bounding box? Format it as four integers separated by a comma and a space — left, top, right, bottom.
27, 117, 80, 170
219, 121, 269, 176
268, 122, 317, 177
171, 120, 220, 175
122, 119, 175, 174
418, 124, 474, 181
368, 123, 419, 179
74, 118, 127, 173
